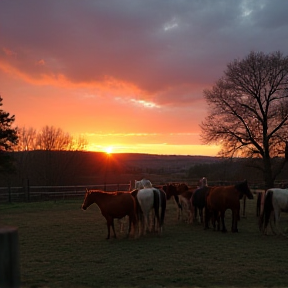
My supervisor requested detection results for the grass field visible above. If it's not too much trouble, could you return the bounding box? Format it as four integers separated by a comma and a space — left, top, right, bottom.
1, 195, 288, 288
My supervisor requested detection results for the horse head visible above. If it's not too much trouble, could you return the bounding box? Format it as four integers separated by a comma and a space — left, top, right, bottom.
199, 177, 208, 187
236, 180, 253, 199
162, 183, 178, 200
81, 188, 92, 210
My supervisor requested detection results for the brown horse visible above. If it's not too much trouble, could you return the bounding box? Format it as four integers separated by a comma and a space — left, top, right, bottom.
176, 183, 195, 223
205, 180, 253, 233
162, 183, 182, 219
81, 189, 138, 239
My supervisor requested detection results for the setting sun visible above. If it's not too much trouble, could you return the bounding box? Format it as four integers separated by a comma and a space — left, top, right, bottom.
105, 146, 113, 154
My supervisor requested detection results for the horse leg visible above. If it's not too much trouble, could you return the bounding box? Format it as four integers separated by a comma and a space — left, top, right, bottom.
194, 206, 198, 223
138, 211, 144, 236
231, 210, 239, 232
200, 208, 203, 223
143, 213, 149, 235
127, 216, 132, 238
242, 196, 246, 218
106, 219, 112, 240
111, 219, 117, 238
272, 209, 281, 235
204, 208, 210, 229
211, 211, 216, 230
220, 211, 227, 233
268, 210, 277, 235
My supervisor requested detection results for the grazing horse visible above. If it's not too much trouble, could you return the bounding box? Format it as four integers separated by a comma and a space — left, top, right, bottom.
259, 188, 288, 235
134, 178, 153, 189
81, 189, 137, 239
135, 187, 165, 235
205, 180, 253, 233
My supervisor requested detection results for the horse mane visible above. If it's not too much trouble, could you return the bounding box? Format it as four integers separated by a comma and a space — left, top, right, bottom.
87, 189, 125, 196
234, 180, 247, 191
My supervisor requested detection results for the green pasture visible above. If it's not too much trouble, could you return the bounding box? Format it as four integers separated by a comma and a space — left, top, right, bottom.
1, 195, 288, 288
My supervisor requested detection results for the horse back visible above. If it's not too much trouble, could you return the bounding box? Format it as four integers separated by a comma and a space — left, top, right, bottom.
101, 192, 136, 218
192, 186, 210, 208
269, 188, 288, 212
207, 185, 240, 211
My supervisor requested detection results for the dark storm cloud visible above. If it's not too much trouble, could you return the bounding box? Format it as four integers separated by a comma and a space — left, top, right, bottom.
1, 0, 288, 105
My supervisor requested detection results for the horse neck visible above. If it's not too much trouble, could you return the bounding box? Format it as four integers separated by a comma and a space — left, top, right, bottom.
178, 183, 188, 193
87, 191, 108, 208
235, 181, 249, 199
201, 178, 208, 187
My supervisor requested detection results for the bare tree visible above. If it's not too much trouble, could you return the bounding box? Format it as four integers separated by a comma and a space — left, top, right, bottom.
14, 125, 88, 185
16, 127, 37, 151
36, 126, 73, 150
200, 51, 288, 189
16, 125, 88, 151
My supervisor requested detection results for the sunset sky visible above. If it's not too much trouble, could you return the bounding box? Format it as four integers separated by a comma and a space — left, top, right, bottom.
1, 1, 288, 156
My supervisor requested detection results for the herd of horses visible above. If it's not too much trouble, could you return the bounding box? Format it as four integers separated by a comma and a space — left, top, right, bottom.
81, 178, 288, 239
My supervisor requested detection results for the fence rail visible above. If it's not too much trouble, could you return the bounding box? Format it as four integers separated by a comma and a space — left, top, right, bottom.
0, 179, 281, 203
0, 183, 132, 203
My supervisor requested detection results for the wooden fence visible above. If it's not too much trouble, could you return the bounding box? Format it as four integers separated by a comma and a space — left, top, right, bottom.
0, 183, 132, 203
0, 179, 274, 204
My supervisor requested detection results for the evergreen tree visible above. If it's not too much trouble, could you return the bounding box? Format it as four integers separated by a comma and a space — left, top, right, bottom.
0, 96, 18, 173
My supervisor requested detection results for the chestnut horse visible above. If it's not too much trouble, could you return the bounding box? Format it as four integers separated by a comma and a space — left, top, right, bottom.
81, 189, 137, 239
205, 180, 253, 233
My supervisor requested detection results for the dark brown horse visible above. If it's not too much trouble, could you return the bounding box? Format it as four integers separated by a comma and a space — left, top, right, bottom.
162, 183, 183, 219
205, 180, 253, 233
191, 186, 213, 224
81, 189, 137, 239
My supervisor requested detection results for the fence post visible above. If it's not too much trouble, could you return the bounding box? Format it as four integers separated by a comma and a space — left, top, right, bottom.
8, 185, 11, 204
0, 226, 21, 288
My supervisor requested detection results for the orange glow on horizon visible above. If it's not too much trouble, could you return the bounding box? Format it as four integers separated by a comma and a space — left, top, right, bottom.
85, 142, 220, 157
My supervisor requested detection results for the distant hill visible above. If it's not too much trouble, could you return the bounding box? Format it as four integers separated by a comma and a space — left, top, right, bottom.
1, 151, 287, 188
0, 151, 221, 187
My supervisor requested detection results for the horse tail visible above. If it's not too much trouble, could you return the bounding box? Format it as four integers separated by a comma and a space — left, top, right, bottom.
259, 190, 273, 232
159, 189, 166, 227
130, 189, 142, 223
174, 194, 183, 209
153, 189, 160, 228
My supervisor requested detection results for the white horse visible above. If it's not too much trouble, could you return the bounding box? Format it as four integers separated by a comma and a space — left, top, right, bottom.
198, 177, 208, 188
136, 187, 165, 236
134, 178, 153, 189
259, 188, 288, 235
